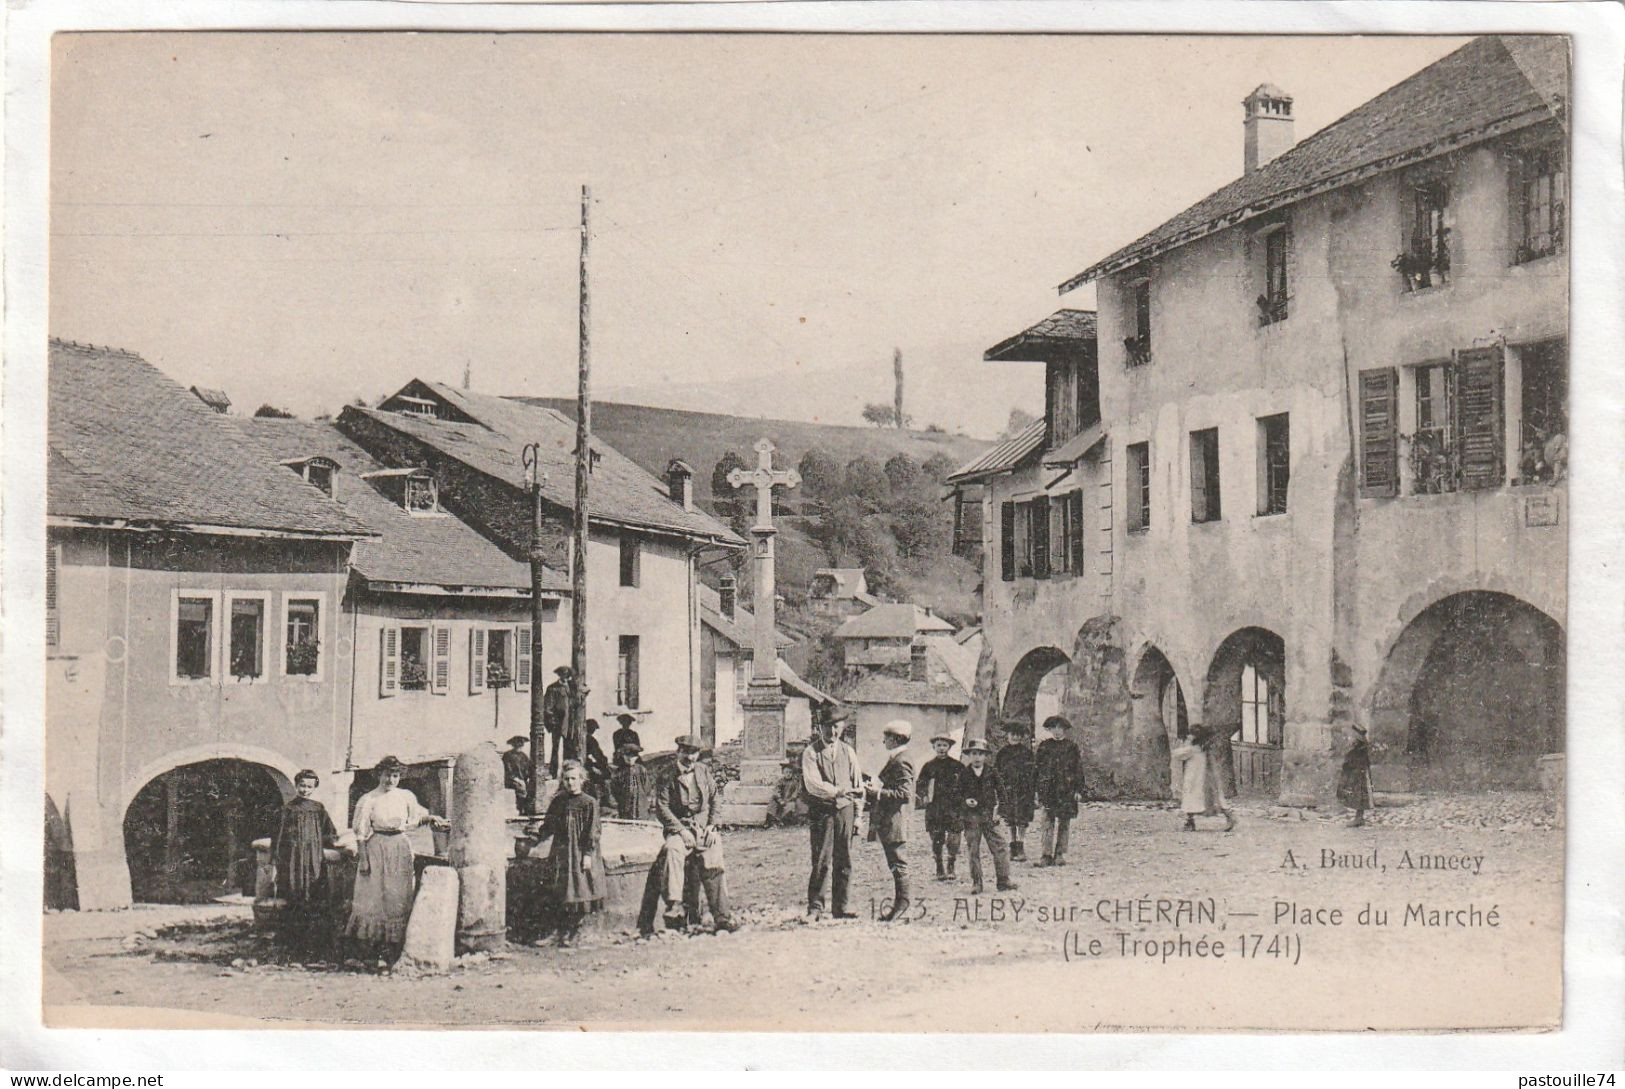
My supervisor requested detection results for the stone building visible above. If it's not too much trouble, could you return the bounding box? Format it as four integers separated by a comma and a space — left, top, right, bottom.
807, 567, 881, 620
831, 602, 957, 671
951, 36, 1568, 804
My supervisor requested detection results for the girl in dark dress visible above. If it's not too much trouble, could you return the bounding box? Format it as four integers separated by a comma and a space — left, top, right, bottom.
539, 760, 607, 947
273, 769, 338, 952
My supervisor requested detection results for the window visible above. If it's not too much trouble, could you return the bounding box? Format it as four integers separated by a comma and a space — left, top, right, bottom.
284, 597, 321, 677
735, 654, 751, 701
486, 629, 514, 689
619, 533, 640, 587
1514, 145, 1565, 263
404, 475, 437, 513
1257, 414, 1290, 515
306, 462, 335, 497
1411, 362, 1460, 494
617, 635, 641, 709
1124, 279, 1152, 365
175, 595, 215, 681
1257, 223, 1290, 325
1396, 177, 1451, 291
1053, 490, 1086, 576
400, 626, 430, 691
228, 595, 268, 681
1000, 501, 1016, 582
1517, 339, 1568, 483
1239, 663, 1279, 745
1127, 442, 1151, 531
46, 544, 60, 648
1189, 428, 1221, 523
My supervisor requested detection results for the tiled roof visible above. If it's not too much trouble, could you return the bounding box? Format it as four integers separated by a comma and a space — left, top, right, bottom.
845, 672, 970, 710
834, 603, 956, 640
984, 309, 1097, 362
779, 661, 837, 707
944, 418, 1046, 484
697, 582, 795, 649
1060, 35, 1568, 290
238, 417, 565, 593
811, 567, 868, 598
346, 382, 742, 545
48, 340, 369, 539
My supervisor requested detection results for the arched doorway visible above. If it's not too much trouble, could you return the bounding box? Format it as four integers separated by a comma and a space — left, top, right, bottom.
1001, 646, 1070, 737
123, 759, 291, 903
1130, 645, 1188, 798
1203, 628, 1286, 798
1371, 592, 1563, 791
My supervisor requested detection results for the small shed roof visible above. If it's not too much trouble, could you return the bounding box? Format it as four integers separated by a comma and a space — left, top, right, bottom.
945, 419, 1046, 485
834, 603, 955, 640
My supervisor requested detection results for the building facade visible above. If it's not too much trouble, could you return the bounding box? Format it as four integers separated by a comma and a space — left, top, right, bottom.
955, 36, 1568, 805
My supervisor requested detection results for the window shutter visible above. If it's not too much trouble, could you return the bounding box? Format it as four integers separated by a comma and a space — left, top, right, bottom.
1070, 492, 1086, 575
1358, 368, 1399, 497
1032, 496, 1051, 578
514, 625, 533, 692
1455, 346, 1505, 490
1189, 434, 1208, 521
1000, 501, 1016, 582
469, 628, 488, 694
430, 624, 451, 694
379, 625, 399, 698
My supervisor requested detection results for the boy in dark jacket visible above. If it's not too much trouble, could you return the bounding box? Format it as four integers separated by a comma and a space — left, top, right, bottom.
995, 722, 1037, 861
915, 733, 964, 880
1034, 716, 1085, 866
959, 738, 1016, 895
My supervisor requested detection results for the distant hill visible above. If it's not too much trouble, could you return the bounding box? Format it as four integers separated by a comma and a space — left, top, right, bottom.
515, 398, 988, 508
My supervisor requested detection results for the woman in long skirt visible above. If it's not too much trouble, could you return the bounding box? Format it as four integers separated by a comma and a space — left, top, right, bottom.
344, 755, 446, 957
539, 760, 607, 947
1173, 728, 1237, 832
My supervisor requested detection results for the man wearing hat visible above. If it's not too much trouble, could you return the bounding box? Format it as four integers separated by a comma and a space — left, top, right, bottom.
959, 737, 1017, 895
915, 732, 965, 880
1336, 723, 1373, 827
501, 735, 532, 814
801, 705, 864, 919
652, 734, 726, 930
612, 711, 643, 755
865, 720, 917, 922
995, 721, 1037, 862
1033, 715, 1085, 866
542, 665, 583, 770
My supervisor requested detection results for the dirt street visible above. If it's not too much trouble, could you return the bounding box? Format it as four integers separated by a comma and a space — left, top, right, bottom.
43, 797, 1562, 1033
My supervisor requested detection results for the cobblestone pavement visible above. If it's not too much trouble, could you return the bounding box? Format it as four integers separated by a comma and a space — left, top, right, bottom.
43, 796, 1562, 1033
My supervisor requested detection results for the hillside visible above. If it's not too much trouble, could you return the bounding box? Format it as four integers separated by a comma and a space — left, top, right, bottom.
515, 399, 988, 509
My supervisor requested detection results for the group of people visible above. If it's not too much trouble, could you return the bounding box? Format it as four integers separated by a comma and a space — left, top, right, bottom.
501, 668, 655, 823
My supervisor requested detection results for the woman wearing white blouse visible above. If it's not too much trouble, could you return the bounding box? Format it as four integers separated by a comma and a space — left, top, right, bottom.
344, 755, 448, 950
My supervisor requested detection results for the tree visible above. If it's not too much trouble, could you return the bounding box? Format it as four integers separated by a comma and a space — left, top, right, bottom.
884, 453, 922, 496
254, 404, 296, 419
843, 455, 890, 507
921, 452, 957, 482
861, 403, 896, 429
1001, 407, 1038, 439
711, 451, 749, 526
797, 448, 843, 500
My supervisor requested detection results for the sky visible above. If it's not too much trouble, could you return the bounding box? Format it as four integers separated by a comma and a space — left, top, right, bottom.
50, 32, 1467, 438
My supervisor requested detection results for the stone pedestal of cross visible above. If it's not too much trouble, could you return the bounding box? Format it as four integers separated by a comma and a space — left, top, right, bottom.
719, 439, 801, 825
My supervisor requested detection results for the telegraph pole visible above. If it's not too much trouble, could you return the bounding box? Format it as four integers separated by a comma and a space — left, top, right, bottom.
523, 444, 547, 813
568, 184, 591, 772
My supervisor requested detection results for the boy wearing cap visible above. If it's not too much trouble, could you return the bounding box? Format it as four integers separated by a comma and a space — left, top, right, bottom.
995, 722, 1037, 862
866, 720, 917, 922
1034, 716, 1085, 866
959, 738, 1017, 895
915, 733, 964, 880
502, 736, 532, 813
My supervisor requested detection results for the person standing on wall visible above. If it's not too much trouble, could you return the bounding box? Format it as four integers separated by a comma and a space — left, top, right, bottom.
865, 720, 916, 922
995, 721, 1037, 862
801, 707, 864, 919
501, 736, 532, 814
542, 666, 581, 772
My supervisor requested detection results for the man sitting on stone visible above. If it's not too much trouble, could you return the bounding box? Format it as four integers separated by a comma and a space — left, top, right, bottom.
652, 735, 732, 932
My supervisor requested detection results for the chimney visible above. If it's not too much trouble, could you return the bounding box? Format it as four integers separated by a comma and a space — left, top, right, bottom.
910, 639, 929, 682
666, 459, 694, 510
1243, 84, 1295, 175
719, 575, 737, 620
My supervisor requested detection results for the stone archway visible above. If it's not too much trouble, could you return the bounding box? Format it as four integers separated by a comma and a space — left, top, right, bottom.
1000, 646, 1070, 737
1369, 591, 1563, 792
1130, 645, 1188, 799
1203, 628, 1287, 799
122, 758, 292, 904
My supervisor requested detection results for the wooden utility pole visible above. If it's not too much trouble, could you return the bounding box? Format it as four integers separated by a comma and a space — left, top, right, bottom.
523, 444, 547, 812
569, 184, 591, 767
893, 347, 905, 430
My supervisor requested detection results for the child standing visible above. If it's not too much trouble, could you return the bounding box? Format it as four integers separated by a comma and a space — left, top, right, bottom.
915, 733, 964, 880
539, 760, 607, 947
1337, 724, 1374, 827
273, 769, 337, 953
1033, 716, 1085, 866
959, 738, 1017, 895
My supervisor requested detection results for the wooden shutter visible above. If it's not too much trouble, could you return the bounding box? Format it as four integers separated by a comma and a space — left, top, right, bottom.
1070, 492, 1086, 575
1032, 496, 1051, 578
430, 624, 452, 694
469, 628, 488, 694
1455, 346, 1505, 490
1358, 368, 1400, 497
379, 625, 399, 698
1000, 501, 1016, 582
514, 625, 533, 692
45, 544, 60, 647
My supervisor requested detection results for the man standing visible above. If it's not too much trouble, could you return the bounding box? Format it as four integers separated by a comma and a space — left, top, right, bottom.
1033, 716, 1085, 866
652, 735, 729, 930
542, 666, 579, 771
915, 733, 964, 880
611, 710, 642, 754
801, 707, 864, 919
501, 735, 532, 814
960, 738, 1017, 895
995, 721, 1037, 862
866, 720, 916, 922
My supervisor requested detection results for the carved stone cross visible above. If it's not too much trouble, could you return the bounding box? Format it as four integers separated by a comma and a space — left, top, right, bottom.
727, 439, 799, 686
729, 438, 801, 532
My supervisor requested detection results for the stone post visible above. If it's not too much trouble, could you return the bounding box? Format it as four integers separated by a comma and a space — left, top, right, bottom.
450, 742, 508, 953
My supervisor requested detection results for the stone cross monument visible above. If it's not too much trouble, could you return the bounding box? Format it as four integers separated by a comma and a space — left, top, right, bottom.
721, 439, 800, 824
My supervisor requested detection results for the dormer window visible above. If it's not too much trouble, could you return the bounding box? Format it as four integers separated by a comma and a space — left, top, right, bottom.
404, 475, 437, 513
391, 395, 440, 419
281, 456, 339, 498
